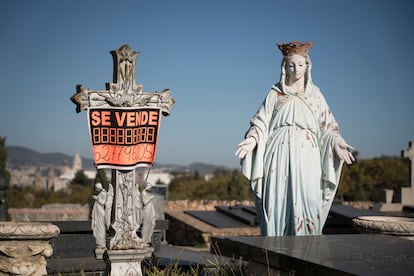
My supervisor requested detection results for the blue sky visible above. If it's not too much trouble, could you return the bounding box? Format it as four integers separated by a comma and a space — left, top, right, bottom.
1, 0, 413, 168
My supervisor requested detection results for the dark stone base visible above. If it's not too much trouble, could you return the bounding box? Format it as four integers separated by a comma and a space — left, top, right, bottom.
211, 234, 414, 276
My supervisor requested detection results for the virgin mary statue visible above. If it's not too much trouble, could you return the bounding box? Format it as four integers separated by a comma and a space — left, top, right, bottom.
236, 41, 354, 236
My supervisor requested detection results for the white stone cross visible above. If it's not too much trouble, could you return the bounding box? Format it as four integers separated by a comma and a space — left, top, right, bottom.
71, 45, 175, 275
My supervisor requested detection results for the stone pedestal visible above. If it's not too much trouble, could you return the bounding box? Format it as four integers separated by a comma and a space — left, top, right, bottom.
352, 216, 414, 240
0, 222, 60, 275
106, 247, 153, 276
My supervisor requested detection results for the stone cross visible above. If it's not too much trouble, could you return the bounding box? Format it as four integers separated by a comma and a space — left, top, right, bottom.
71, 45, 174, 275
402, 141, 414, 188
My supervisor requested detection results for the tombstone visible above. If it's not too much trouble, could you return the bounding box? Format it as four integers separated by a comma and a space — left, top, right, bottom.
400, 141, 414, 205
71, 45, 175, 276
380, 189, 394, 204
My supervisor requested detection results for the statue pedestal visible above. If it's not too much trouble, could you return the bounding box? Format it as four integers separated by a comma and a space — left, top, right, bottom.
106, 247, 154, 276
0, 222, 60, 275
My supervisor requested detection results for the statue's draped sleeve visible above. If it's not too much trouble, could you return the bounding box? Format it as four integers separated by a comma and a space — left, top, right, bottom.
242, 88, 279, 199
315, 88, 344, 225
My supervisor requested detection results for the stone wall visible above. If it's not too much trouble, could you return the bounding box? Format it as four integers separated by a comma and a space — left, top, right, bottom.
8, 203, 90, 221
342, 201, 375, 210
164, 199, 254, 212
7, 200, 373, 222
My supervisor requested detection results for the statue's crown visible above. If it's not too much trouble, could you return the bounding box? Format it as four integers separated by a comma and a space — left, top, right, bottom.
277, 41, 313, 57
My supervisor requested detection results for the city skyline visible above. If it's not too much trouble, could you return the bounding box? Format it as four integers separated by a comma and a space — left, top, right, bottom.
1, 0, 413, 168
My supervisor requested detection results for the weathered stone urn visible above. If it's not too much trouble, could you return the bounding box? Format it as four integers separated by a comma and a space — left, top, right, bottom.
0, 222, 60, 275
352, 216, 414, 240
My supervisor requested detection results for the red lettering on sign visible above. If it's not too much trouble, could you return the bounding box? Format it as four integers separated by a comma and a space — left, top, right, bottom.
90, 111, 101, 126
115, 112, 126, 126
88, 107, 161, 169
149, 111, 158, 125
101, 111, 111, 126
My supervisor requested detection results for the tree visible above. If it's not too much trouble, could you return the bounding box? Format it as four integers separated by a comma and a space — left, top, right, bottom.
168, 169, 252, 201
0, 137, 10, 220
338, 155, 409, 201
0, 137, 10, 182
94, 169, 109, 190
227, 170, 250, 201
71, 170, 91, 186
193, 170, 200, 180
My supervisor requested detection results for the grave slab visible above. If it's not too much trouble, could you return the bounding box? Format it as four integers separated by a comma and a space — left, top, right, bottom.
185, 210, 251, 228
211, 234, 414, 276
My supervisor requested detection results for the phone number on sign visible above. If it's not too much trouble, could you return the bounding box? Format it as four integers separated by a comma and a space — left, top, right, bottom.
92, 144, 156, 165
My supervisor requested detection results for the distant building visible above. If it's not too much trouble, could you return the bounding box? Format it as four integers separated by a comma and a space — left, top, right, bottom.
34, 171, 45, 190
9, 166, 36, 188
47, 165, 56, 190
51, 152, 96, 191
9, 151, 178, 193
146, 169, 172, 185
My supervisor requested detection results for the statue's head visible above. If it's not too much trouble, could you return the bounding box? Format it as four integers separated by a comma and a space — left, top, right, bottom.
285, 54, 307, 82
277, 41, 313, 86
95, 182, 103, 191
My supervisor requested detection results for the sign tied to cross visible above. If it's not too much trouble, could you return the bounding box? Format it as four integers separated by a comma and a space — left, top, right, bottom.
72, 45, 175, 170
70, 45, 175, 259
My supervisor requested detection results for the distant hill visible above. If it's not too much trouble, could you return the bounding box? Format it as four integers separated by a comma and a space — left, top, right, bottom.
6, 146, 95, 169
188, 162, 229, 176
6, 146, 230, 176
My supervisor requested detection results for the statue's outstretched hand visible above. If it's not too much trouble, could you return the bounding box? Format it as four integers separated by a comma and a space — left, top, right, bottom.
235, 137, 257, 159
334, 136, 355, 164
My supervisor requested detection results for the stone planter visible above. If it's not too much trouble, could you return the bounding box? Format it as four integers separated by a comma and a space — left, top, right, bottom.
0, 222, 60, 275
352, 216, 414, 240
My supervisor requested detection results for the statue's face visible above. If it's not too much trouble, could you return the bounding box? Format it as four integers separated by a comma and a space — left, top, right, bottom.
286, 54, 306, 82
96, 183, 103, 191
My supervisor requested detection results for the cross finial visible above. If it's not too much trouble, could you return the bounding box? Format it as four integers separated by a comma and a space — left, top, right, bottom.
71, 45, 175, 115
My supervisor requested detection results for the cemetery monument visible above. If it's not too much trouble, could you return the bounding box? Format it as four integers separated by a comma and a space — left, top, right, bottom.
71, 44, 175, 275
